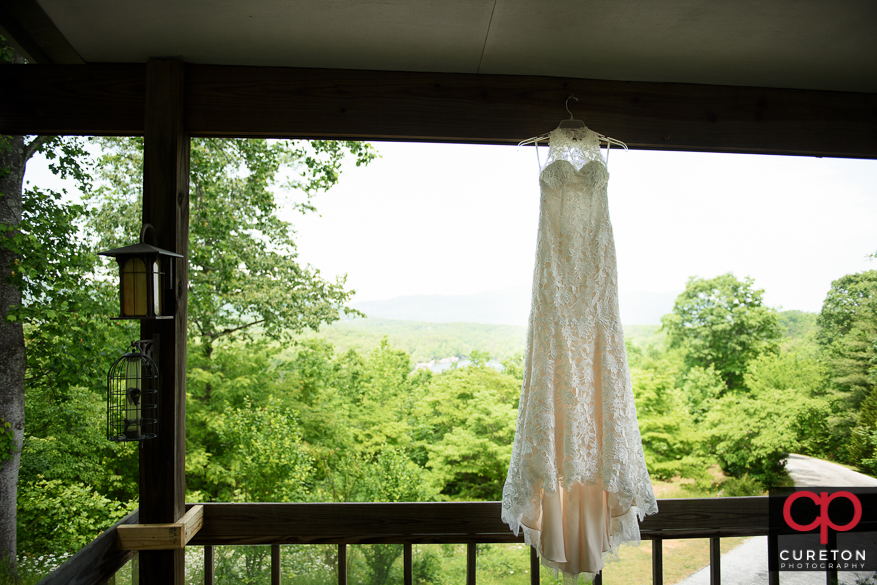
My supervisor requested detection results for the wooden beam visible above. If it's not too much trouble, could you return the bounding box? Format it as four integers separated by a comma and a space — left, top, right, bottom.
37, 510, 138, 585
0, 63, 875, 158
0, 0, 83, 64
0, 64, 145, 135
138, 58, 189, 585
185, 65, 877, 158
117, 505, 204, 551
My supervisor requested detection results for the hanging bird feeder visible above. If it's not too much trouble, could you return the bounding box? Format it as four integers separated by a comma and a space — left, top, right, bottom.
107, 340, 159, 441
98, 223, 183, 320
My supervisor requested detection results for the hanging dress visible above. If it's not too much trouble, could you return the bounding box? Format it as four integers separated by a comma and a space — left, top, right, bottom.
501, 126, 658, 583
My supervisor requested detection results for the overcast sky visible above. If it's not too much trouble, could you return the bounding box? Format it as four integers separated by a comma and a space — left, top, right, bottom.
26, 140, 877, 314
284, 141, 877, 313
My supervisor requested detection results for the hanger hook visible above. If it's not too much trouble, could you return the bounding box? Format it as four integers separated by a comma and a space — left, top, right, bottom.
565, 94, 579, 120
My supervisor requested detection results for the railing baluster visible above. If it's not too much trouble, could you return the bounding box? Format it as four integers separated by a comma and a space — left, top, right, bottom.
826, 532, 838, 585
530, 546, 539, 585
404, 543, 413, 585
594, 570, 603, 584
652, 539, 663, 585
271, 544, 281, 585
709, 537, 721, 585
132, 552, 139, 585
204, 545, 214, 585
768, 534, 779, 585
338, 543, 347, 585
467, 543, 476, 585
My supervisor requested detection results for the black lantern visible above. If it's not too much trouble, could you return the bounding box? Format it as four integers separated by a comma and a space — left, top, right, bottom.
107, 340, 159, 441
99, 224, 182, 319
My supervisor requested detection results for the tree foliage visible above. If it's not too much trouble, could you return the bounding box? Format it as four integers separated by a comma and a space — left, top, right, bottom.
86, 137, 377, 360
817, 270, 877, 347
413, 357, 520, 501
661, 273, 781, 391
17, 477, 135, 556
631, 366, 708, 481
220, 397, 314, 503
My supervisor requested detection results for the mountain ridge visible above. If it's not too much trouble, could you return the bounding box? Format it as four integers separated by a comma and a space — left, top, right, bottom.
351, 286, 680, 326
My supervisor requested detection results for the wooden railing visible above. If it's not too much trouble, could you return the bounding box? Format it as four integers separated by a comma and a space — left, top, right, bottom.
187, 498, 770, 585
37, 497, 867, 585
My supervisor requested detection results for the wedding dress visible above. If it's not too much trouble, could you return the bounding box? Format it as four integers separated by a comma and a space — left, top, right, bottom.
501, 126, 658, 583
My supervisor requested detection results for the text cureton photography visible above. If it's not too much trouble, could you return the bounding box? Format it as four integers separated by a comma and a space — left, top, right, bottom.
769, 487, 877, 572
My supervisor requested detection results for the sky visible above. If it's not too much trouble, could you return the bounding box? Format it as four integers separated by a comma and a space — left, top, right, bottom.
283, 141, 877, 313
26, 140, 877, 314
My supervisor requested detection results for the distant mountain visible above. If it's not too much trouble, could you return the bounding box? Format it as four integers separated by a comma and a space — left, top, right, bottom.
352, 286, 680, 326
619, 290, 681, 325
352, 286, 531, 326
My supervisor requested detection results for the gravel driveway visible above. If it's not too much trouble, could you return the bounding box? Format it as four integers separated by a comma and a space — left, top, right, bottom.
671, 454, 877, 585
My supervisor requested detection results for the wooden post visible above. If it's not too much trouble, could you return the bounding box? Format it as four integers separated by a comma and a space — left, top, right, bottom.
709, 537, 721, 585
204, 546, 214, 585
338, 544, 347, 585
466, 543, 476, 585
652, 539, 663, 585
271, 544, 281, 585
403, 544, 412, 585
138, 58, 189, 585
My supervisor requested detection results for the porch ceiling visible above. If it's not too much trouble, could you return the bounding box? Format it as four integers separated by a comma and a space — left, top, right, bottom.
21, 0, 877, 93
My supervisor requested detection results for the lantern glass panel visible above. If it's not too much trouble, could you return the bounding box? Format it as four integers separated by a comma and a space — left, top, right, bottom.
153, 259, 161, 315
122, 257, 148, 316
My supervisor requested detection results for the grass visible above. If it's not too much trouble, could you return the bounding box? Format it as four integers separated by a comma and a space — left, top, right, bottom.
600, 537, 749, 585
400, 537, 750, 585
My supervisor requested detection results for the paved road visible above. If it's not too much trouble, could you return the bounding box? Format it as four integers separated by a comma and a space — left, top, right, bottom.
673, 454, 877, 585
785, 454, 877, 489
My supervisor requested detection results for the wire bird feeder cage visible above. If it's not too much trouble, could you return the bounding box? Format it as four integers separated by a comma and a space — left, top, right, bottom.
107, 340, 159, 441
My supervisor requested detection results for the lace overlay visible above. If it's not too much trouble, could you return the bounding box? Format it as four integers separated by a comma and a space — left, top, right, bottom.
502, 127, 658, 583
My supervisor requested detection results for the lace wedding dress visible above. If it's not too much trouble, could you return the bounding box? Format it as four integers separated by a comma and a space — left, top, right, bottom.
501, 127, 658, 583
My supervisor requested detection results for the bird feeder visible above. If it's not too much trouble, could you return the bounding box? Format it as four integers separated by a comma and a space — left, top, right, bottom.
107, 340, 159, 441
98, 224, 182, 319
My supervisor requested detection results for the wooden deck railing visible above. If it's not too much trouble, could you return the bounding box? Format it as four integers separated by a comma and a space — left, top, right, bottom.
37, 497, 869, 585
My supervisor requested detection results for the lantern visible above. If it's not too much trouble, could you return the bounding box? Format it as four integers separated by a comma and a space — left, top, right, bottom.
99, 224, 182, 319
107, 340, 159, 441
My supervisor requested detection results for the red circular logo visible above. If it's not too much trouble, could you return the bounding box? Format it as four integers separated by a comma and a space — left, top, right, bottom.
782, 491, 862, 545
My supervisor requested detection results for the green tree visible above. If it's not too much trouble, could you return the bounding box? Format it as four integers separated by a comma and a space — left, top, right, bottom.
219, 396, 314, 503
779, 310, 819, 339
342, 338, 426, 451
744, 351, 829, 397
500, 351, 524, 380
17, 477, 135, 556
21, 385, 137, 503
777, 310, 820, 355
847, 332, 877, 467
186, 341, 297, 502
704, 391, 797, 486
816, 270, 877, 347
661, 274, 781, 391
0, 96, 129, 573
0, 40, 29, 574
824, 298, 877, 409
705, 383, 835, 486
414, 358, 520, 500
680, 364, 725, 424
743, 351, 838, 458
631, 366, 708, 481
86, 137, 376, 364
